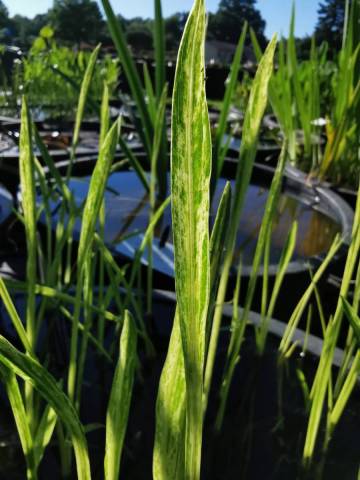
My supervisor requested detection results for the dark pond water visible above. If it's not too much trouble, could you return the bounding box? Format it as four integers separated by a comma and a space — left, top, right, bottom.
0, 300, 358, 479
0, 185, 12, 225
45, 171, 340, 277
0, 130, 100, 159
0, 129, 141, 162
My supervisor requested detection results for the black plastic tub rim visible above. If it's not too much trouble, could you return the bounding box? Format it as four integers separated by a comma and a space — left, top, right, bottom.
152, 288, 347, 368
10, 149, 355, 283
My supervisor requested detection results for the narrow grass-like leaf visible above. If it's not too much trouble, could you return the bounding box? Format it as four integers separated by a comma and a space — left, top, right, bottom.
303, 185, 360, 463
154, 0, 166, 101
75, 258, 95, 409
34, 404, 57, 468
33, 123, 72, 202
68, 118, 120, 404
97, 81, 110, 344
19, 98, 37, 348
127, 196, 171, 287
143, 63, 156, 122
287, 5, 311, 158
118, 136, 150, 192
204, 34, 277, 430
216, 140, 286, 428
0, 365, 37, 479
77, 118, 120, 273
0, 276, 32, 353
250, 29, 296, 161
148, 84, 168, 313
213, 23, 247, 183
204, 183, 232, 402
208, 182, 232, 310
153, 0, 168, 199
101, 0, 152, 155
49, 65, 99, 114
341, 297, 360, 345
232, 35, 277, 224
104, 311, 137, 480
329, 350, 360, 428
19, 96, 37, 432
59, 305, 113, 362
63, 44, 101, 180
151, 84, 168, 192
72, 44, 101, 152
100, 82, 110, 146
0, 336, 91, 480
279, 235, 342, 355
256, 221, 298, 354
4, 279, 120, 326
32, 157, 56, 277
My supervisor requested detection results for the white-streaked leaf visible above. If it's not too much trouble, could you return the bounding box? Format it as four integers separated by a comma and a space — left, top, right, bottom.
72, 44, 101, 150
170, 0, 211, 477
19, 97, 37, 348
77, 117, 121, 270
0, 365, 37, 478
104, 311, 137, 480
153, 181, 232, 479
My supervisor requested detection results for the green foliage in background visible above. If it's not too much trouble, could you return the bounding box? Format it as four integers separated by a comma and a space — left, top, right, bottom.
0, 1, 358, 479
10, 26, 119, 119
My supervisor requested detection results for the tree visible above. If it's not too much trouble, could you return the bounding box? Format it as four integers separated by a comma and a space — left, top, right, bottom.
50, 0, 105, 45
0, 0, 8, 28
315, 0, 346, 50
0, 0, 14, 42
164, 12, 188, 50
12, 14, 50, 47
126, 18, 153, 52
208, 0, 266, 46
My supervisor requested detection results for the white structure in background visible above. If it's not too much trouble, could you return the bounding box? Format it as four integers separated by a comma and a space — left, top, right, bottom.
205, 40, 236, 64
205, 40, 255, 66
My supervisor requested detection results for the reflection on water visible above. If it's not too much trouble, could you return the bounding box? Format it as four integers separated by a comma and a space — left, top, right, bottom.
0, 130, 100, 157
0, 185, 13, 225
48, 171, 340, 276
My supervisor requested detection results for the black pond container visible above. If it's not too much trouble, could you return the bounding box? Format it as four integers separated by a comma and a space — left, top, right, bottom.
332, 185, 358, 210
105, 306, 360, 480
0, 184, 26, 281
0, 149, 357, 478
224, 132, 358, 214
0, 122, 142, 196
225, 123, 358, 214
119, 58, 229, 100
0, 184, 12, 225
26, 150, 354, 332
0, 183, 13, 254
0, 291, 358, 480
0, 46, 23, 82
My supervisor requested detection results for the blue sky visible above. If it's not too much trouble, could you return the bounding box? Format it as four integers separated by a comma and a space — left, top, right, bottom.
6, 0, 320, 38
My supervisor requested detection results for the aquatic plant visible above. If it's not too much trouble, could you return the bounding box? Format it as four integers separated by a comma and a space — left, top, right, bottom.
0, 1, 358, 479
251, 0, 360, 187
17, 26, 119, 119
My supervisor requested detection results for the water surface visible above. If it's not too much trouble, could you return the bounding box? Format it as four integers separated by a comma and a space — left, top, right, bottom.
48, 171, 340, 277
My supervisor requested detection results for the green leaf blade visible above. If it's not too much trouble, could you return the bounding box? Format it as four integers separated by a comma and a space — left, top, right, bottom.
170, 0, 211, 477
0, 336, 91, 480
104, 311, 137, 480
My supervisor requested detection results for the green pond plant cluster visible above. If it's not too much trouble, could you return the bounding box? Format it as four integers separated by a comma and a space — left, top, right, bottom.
0, 0, 359, 479
250, 0, 360, 188
0, 24, 120, 119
